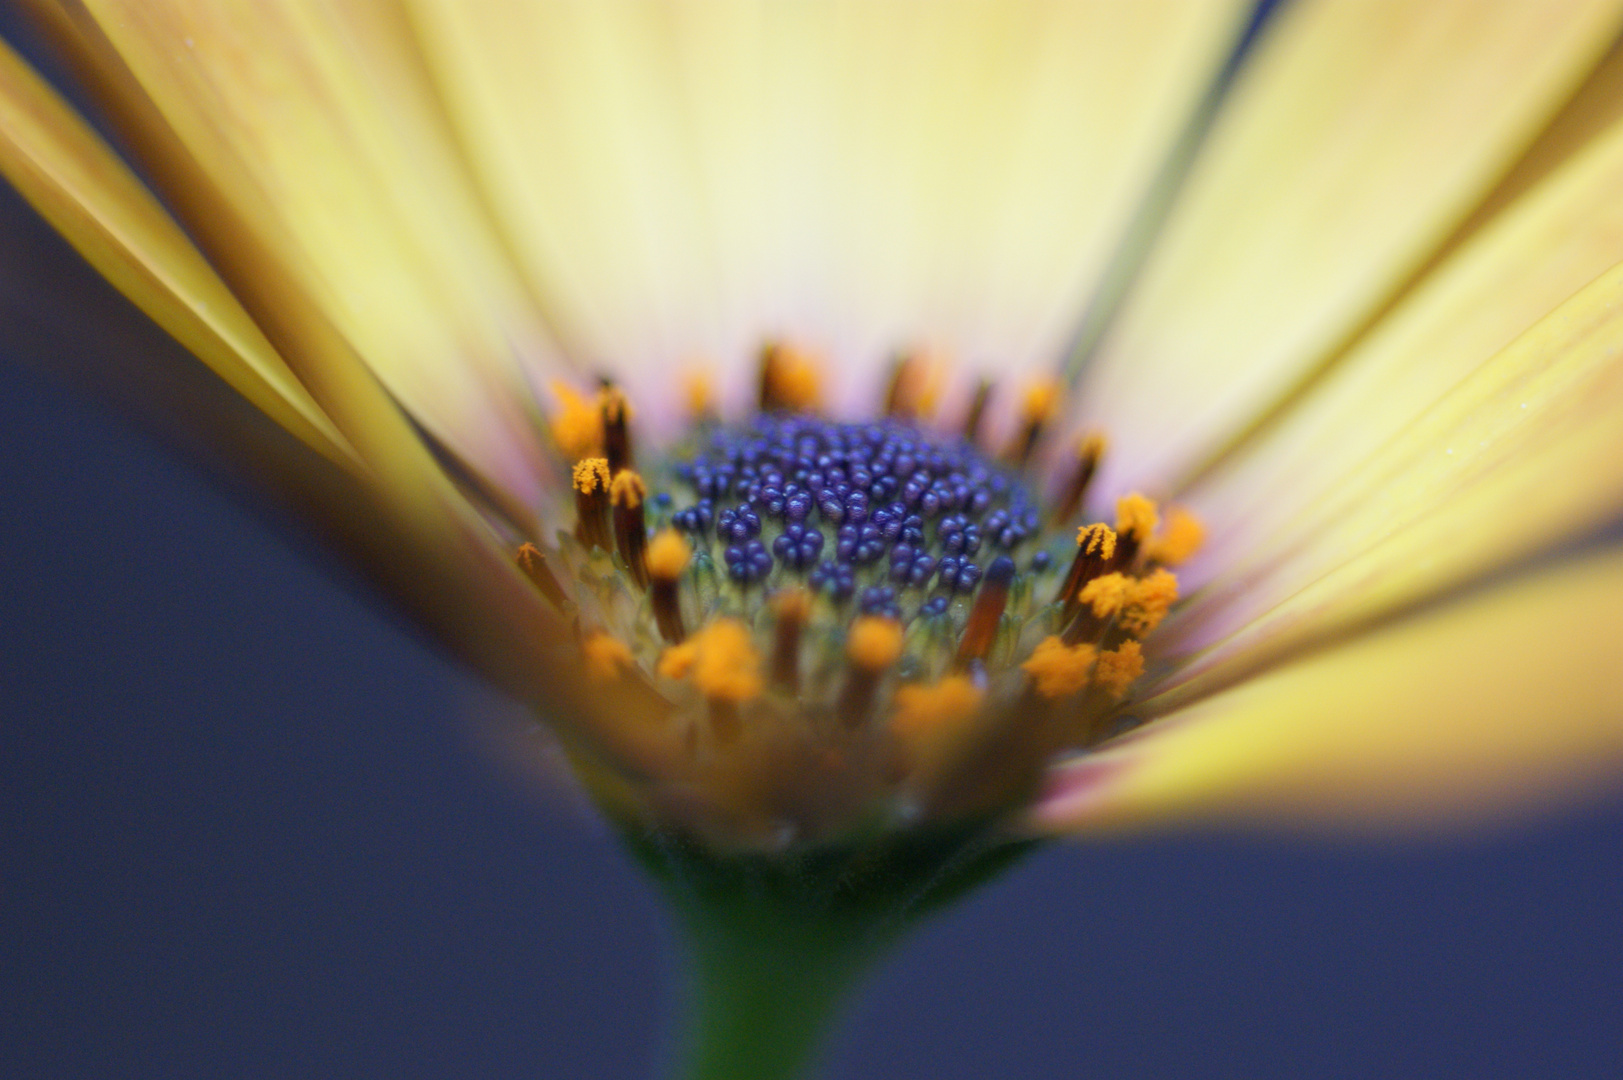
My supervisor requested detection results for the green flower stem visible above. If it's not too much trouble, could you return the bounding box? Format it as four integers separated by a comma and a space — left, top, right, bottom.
670, 881, 899, 1080
626, 825, 1038, 1080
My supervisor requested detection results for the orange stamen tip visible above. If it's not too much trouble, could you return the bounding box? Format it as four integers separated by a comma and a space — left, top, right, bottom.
683, 370, 715, 417
1078, 572, 1131, 618
1019, 379, 1061, 422
1146, 507, 1206, 566
1094, 640, 1145, 698
582, 632, 633, 684
1121, 569, 1179, 637
693, 620, 763, 703
646, 529, 692, 580
1021, 636, 1098, 699
847, 616, 905, 670
656, 640, 698, 681
1115, 492, 1159, 541
761, 341, 824, 411
572, 457, 610, 494
610, 469, 646, 508
1079, 432, 1107, 460
550, 381, 604, 459
772, 587, 812, 620
666, 619, 762, 703
891, 676, 983, 738
1076, 523, 1117, 561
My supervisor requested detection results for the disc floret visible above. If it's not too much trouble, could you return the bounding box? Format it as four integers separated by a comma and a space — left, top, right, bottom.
528, 350, 1202, 848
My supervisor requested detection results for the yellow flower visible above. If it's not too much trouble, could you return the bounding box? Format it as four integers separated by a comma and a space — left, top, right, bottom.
5, 0, 1623, 861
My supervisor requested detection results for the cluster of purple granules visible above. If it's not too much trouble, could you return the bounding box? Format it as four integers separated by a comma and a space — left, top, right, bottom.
665, 414, 1043, 607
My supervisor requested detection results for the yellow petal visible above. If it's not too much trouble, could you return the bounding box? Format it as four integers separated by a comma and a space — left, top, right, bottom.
1161, 52, 1623, 669
409, 0, 1249, 416
1189, 45, 1623, 578
1159, 246, 1623, 710
1033, 545, 1623, 834
72, 0, 560, 505
0, 33, 355, 468
1076, 0, 1623, 501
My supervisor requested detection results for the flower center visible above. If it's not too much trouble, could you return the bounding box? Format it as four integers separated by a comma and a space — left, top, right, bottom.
518, 345, 1203, 846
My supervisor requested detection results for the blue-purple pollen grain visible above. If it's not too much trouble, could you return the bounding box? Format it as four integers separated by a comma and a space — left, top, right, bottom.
665, 414, 1041, 604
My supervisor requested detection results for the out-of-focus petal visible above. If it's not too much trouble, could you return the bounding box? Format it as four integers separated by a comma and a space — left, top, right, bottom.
1032, 545, 1623, 834
1157, 250, 1623, 707
1185, 43, 1623, 580
408, 0, 1249, 421
1075, 0, 1623, 501
0, 34, 355, 468
69, 0, 562, 507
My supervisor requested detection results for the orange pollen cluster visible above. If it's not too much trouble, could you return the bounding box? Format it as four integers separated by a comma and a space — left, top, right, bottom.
659, 619, 763, 704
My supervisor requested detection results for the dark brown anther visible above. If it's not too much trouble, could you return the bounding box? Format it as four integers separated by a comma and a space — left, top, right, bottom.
770, 589, 811, 693
572, 458, 612, 551
515, 542, 568, 609
1050, 433, 1106, 526
600, 385, 634, 475
1055, 523, 1117, 626
962, 379, 992, 445
646, 529, 691, 644
954, 555, 1015, 669
610, 471, 649, 590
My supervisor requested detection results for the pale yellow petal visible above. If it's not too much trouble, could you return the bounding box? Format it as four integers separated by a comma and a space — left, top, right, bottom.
1033, 546, 1623, 834
1187, 46, 1623, 580
0, 34, 355, 468
1157, 250, 1623, 711
75, 0, 560, 505
1158, 53, 1623, 673
410, 0, 1249, 421
1076, 0, 1623, 501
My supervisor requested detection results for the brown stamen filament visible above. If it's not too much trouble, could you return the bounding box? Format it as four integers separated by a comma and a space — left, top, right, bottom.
514, 542, 568, 610
1055, 523, 1118, 625
962, 379, 992, 445
883, 353, 914, 419
1050, 433, 1106, 526
771, 589, 811, 694
600, 384, 635, 475
837, 616, 904, 726
954, 556, 1015, 669
646, 530, 691, 644
1004, 380, 1059, 467
610, 470, 650, 591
